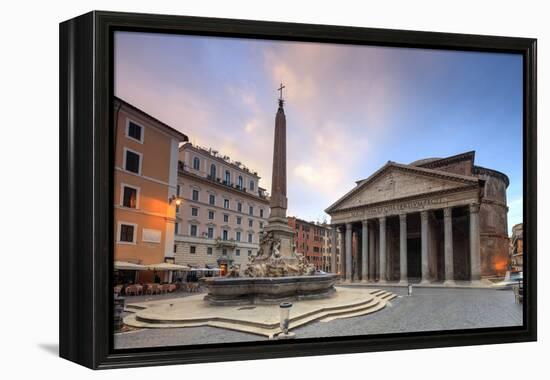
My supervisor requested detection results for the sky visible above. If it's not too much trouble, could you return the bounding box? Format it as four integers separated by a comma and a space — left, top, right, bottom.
114, 31, 523, 233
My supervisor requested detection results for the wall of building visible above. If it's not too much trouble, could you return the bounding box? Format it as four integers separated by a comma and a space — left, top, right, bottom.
476, 171, 510, 277
174, 144, 269, 271
113, 102, 183, 272
288, 217, 330, 270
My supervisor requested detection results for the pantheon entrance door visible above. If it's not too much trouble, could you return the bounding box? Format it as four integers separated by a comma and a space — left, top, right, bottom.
407, 237, 421, 281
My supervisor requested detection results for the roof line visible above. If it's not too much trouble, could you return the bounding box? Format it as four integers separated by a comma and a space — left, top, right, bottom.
114, 96, 189, 142
415, 151, 476, 169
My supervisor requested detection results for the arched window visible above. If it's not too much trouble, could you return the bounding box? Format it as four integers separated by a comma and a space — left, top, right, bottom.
249, 180, 255, 191
193, 157, 200, 170
238, 175, 243, 189
210, 163, 216, 179
225, 170, 231, 184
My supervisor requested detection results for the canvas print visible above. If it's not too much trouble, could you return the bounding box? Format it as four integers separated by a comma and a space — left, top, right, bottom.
112, 31, 524, 349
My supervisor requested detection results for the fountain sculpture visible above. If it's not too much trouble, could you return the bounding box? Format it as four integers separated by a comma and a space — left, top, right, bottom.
202, 85, 339, 305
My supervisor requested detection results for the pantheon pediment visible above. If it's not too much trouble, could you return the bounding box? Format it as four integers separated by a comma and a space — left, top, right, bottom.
326, 162, 479, 213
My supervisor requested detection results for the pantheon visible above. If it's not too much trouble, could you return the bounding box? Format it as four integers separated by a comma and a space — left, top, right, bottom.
325, 151, 510, 285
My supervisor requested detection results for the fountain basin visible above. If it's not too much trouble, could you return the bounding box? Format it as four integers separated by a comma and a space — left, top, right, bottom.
201, 274, 339, 305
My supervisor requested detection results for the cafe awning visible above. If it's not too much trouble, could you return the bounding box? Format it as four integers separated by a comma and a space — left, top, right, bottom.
189, 267, 221, 272
146, 263, 190, 271
114, 261, 147, 271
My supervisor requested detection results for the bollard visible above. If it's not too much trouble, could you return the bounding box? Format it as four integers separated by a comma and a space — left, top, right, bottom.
113, 294, 126, 331
275, 301, 295, 339
408, 284, 413, 296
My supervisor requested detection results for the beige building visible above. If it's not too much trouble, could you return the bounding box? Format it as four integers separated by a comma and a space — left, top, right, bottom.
326, 151, 509, 284
174, 143, 270, 274
510, 223, 523, 273
321, 224, 340, 273
113, 98, 188, 282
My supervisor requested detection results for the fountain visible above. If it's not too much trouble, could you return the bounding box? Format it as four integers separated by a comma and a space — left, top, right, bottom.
202, 85, 339, 305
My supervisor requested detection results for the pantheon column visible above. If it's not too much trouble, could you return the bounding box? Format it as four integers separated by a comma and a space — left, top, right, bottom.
443, 207, 456, 286
420, 210, 430, 284
379, 216, 387, 283
345, 223, 353, 282
330, 226, 338, 275
398, 214, 408, 284
338, 227, 345, 277
469, 203, 482, 282
369, 227, 376, 281
361, 220, 369, 282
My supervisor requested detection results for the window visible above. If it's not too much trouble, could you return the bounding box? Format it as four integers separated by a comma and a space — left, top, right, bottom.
122, 185, 137, 208
210, 164, 216, 178
190, 246, 196, 254
259, 222, 264, 229
207, 227, 214, 239
236, 231, 241, 241
173, 244, 177, 253
237, 202, 242, 212
223, 199, 229, 209
127, 121, 143, 142
209, 194, 216, 205
236, 217, 242, 225
192, 189, 199, 201
222, 229, 228, 240
175, 223, 179, 234
190, 225, 197, 237
238, 176, 243, 189
248, 219, 253, 228
260, 208, 264, 218
248, 250, 252, 256
176, 184, 181, 196
249, 205, 254, 216
248, 233, 253, 243
119, 223, 135, 243
207, 247, 213, 255
191, 207, 198, 217
224, 170, 231, 184
193, 157, 200, 170
124, 149, 141, 174
208, 210, 214, 220
249, 180, 255, 191
223, 214, 229, 223
236, 249, 241, 256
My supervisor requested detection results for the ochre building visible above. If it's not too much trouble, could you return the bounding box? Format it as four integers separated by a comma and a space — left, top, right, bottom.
325, 151, 509, 285
287, 217, 332, 271
113, 98, 188, 282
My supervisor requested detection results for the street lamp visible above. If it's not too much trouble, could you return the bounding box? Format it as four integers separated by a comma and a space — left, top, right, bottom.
169, 195, 183, 206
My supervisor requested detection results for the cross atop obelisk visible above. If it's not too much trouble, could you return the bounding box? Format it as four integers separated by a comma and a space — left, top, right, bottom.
278, 83, 286, 103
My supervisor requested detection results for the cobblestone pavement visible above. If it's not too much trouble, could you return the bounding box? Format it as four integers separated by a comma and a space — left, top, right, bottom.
114, 286, 522, 349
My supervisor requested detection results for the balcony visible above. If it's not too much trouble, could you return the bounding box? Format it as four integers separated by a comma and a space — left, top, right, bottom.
215, 237, 237, 249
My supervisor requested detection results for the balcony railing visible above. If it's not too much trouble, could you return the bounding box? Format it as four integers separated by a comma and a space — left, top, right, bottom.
215, 237, 237, 248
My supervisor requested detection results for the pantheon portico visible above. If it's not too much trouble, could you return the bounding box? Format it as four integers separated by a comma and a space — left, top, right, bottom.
325, 152, 509, 285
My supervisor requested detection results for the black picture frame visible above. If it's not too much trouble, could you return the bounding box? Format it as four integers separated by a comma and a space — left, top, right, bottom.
59, 10, 537, 369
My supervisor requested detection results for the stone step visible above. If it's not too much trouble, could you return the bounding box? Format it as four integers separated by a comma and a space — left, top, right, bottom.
123, 289, 398, 338
134, 294, 380, 329
288, 297, 382, 330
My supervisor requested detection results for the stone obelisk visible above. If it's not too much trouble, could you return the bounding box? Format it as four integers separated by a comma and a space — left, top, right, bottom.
263, 84, 295, 260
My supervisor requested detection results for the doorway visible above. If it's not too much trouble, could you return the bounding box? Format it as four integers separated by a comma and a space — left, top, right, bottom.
407, 237, 421, 281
